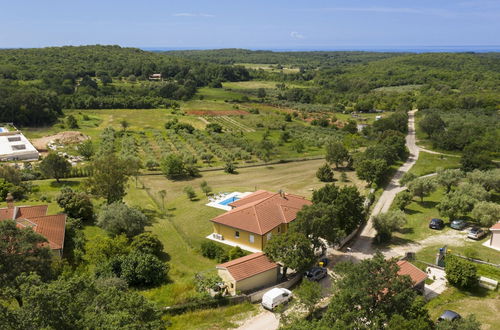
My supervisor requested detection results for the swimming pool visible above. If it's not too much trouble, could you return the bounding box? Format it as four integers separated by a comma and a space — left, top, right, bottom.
0, 128, 4, 132
218, 196, 240, 206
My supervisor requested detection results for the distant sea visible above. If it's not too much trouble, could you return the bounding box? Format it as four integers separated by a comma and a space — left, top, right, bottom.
141, 45, 500, 53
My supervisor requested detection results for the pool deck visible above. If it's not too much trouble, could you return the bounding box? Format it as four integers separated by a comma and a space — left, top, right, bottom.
205, 191, 252, 211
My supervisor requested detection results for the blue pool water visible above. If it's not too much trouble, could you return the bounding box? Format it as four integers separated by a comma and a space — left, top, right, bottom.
218, 196, 240, 206
0, 128, 4, 132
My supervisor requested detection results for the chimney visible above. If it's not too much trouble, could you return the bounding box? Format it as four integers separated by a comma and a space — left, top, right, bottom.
6, 193, 14, 209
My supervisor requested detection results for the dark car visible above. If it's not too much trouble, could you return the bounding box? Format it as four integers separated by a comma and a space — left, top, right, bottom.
305, 267, 327, 281
437, 310, 461, 322
467, 227, 487, 240
429, 218, 445, 230
450, 219, 467, 230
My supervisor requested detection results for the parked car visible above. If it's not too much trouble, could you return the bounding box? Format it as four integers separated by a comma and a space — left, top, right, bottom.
437, 310, 461, 322
305, 267, 327, 281
467, 227, 487, 240
450, 219, 467, 230
429, 218, 445, 230
261, 288, 292, 311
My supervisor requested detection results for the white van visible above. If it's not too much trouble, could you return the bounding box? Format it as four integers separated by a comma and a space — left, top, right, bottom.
261, 288, 292, 311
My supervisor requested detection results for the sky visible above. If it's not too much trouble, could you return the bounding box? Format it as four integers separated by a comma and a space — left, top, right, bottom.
1, 0, 499, 50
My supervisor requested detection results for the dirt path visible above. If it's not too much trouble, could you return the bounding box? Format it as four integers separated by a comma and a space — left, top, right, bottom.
383, 230, 468, 258
338, 110, 420, 261
236, 308, 279, 330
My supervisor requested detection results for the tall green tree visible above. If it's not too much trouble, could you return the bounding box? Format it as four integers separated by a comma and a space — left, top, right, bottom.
471, 201, 500, 227
264, 232, 315, 278
321, 253, 432, 329
436, 168, 464, 193
97, 202, 149, 238
294, 280, 323, 317
3, 273, 166, 329
86, 153, 130, 203
355, 158, 388, 186
39, 153, 71, 183
56, 187, 94, 223
0, 221, 53, 306
373, 210, 407, 243
408, 178, 436, 202
325, 141, 349, 168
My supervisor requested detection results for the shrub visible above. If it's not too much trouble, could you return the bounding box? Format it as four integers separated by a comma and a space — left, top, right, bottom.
131, 232, 165, 258
119, 251, 168, 287
200, 241, 227, 262
316, 163, 334, 182
224, 161, 236, 174
445, 255, 478, 289
228, 246, 246, 260
184, 186, 196, 200
97, 202, 149, 238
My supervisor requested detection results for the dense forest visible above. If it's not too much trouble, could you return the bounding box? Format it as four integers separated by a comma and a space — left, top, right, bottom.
0, 46, 499, 149
0, 46, 250, 125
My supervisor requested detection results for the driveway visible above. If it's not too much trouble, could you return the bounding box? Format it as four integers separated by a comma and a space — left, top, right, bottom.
333, 110, 420, 262
237, 110, 422, 328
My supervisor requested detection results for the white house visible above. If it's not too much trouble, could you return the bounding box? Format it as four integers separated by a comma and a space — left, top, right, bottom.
0, 128, 39, 161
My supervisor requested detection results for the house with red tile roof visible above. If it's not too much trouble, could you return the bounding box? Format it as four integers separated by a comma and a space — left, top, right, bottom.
397, 260, 428, 293
208, 190, 311, 252
0, 201, 66, 256
216, 252, 279, 295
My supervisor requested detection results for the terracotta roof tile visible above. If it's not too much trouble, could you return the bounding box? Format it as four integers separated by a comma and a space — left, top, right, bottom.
1, 205, 65, 252
490, 222, 500, 230
217, 252, 278, 281
397, 260, 427, 285
0, 208, 14, 220
27, 214, 66, 250
229, 190, 274, 208
15, 205, 48, 219
211, 191, 311, 235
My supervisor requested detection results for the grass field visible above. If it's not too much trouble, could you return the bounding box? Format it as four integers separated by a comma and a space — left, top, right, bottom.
166, 302, 257, 330
409, 151, 461, 177
234, 63, 300, 74
426, 286, 499, 329
391, 188, 449, 243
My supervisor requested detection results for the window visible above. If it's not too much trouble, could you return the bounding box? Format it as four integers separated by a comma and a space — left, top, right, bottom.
267, 232, 272, 240
8, 137, 21, 142
235, 231, 240, 238
278, 227, 281, 233
230, 283, 234, 288
11, 144, 26, 150
249, 235, 254, 243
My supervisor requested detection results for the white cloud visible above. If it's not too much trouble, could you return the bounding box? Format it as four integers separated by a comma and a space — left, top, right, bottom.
173, 13, 214, 17
290, 31, 305, 40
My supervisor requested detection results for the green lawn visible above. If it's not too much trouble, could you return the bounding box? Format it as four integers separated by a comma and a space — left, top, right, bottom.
409, 152, 461, 177
166, 302, 257, 330
0, 178, 85, 214
197, 87, 246, 101
426, 286, 499, 329
391, 188, 449, 243
416, 243, 500, 280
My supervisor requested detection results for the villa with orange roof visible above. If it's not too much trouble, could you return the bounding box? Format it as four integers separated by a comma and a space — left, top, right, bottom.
208, 190, 312, 252
0, 198, 66, 256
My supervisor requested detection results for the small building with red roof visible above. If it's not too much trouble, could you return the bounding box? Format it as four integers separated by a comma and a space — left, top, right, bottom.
216, 252, 279, 295
0, 200, 66, 256
397, 260, 428, 293
208, 190, 311, 252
